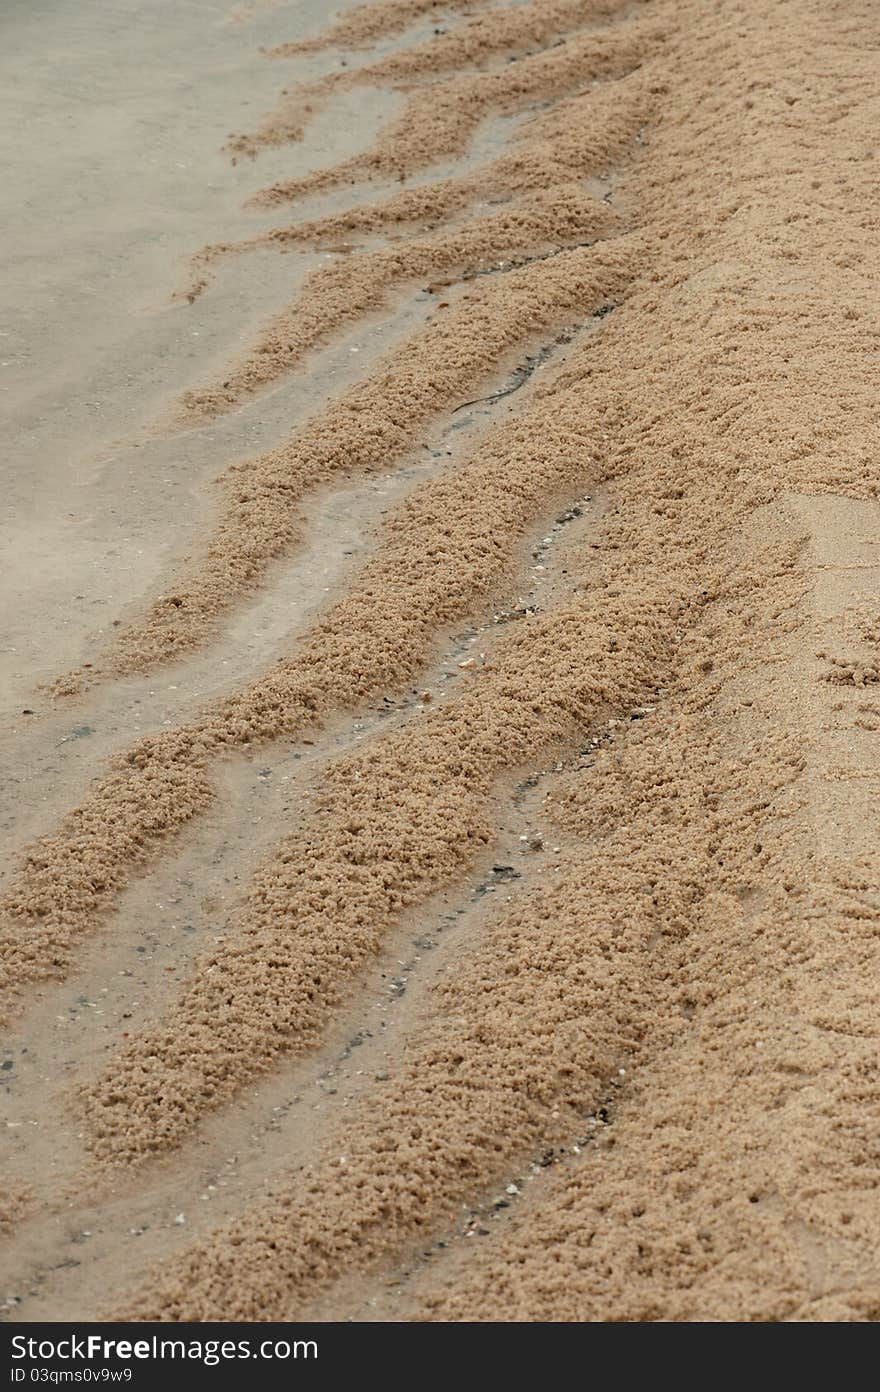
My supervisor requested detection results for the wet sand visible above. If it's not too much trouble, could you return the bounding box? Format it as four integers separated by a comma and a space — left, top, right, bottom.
1, 0, 879, 1322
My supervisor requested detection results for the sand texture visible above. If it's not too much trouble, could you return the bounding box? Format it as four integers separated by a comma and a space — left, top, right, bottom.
1, 0, 879, 1324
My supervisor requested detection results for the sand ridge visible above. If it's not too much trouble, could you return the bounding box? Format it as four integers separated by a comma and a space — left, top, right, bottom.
175, 185, 619, 417
0, 240, 636, 1027
249, 10, 660, 203
238, 0, 637, 158
48, 239, 636, 693
272, 0, 491, 58
45, 27, 653, 690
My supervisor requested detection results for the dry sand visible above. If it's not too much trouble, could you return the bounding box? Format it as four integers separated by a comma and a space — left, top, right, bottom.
1, 0, 879, 1323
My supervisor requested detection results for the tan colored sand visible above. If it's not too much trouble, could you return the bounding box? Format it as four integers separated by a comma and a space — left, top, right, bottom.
118, 0, 880, 1320
181, 67, 645, 310
414, 550, 880, 1322
176, 184, 617, 417
272, 0, 488, 57
1, 241, 636, 1018
239, 0, 632, 157
82, 532, 671, 1163
252, 11, 658, 202
51, 65, 648, 691
0, 1186, 32, 1237
4, 0, 880, 1325
124, 533, 825, 1320
249, 62, 648, 208
50, 238, 631, 691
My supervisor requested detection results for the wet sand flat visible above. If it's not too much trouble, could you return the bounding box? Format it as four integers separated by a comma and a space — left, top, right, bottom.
1, 0, 879, 1322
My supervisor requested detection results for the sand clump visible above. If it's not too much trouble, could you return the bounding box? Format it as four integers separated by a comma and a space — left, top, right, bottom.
0, 1185, 33, 1238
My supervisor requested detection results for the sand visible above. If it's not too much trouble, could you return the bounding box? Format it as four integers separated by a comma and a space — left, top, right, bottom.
1, 0, 879, 1323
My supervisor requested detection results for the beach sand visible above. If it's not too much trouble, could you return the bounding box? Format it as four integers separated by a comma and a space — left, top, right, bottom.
1, 0, 879, 1322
